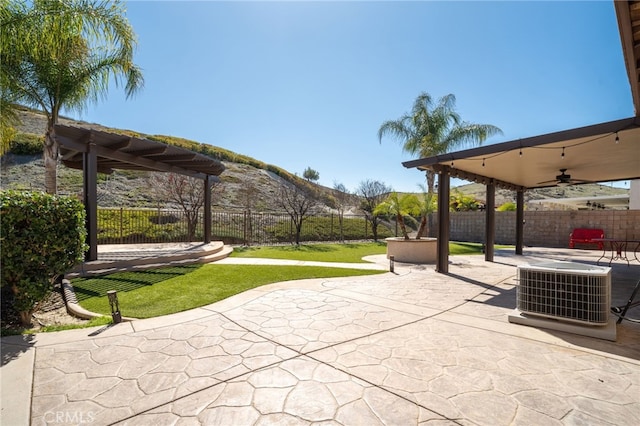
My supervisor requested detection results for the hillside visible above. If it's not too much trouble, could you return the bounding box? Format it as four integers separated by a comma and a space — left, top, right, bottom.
1, 108, 628, 211
452, 182, 628, 210
1, 108, 359, 211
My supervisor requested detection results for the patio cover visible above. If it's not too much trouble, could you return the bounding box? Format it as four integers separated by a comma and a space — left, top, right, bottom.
401, 1, 640, 273
403, 116, 640, 191
54, 124, 225, 261
402, 117, 640, 273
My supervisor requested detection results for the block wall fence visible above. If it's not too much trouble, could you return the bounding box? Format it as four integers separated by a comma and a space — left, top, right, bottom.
429, 210, 640, 248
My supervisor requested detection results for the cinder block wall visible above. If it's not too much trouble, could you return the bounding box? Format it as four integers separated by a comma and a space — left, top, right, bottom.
430, 210, 640, 248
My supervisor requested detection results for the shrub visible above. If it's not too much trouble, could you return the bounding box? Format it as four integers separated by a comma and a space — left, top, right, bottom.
1, 191, 87, 325
497, 202, 517, 211
9, 133, 44, 155
266, 215, 393, 242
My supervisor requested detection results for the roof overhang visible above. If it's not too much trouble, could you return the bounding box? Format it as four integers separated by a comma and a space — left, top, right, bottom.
615, 0, 640, 115
403, 116, 640, 190
55, 125, 225, 180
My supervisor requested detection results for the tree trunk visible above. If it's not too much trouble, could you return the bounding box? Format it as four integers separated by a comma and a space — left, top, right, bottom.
426, 170, 435, 194
295, 222, 302, 245
416, 170, 436, 239
425, 170, 436, 237
398, 214, 409, 239
416, 215, 428, 239
371, 219, 379, 242
19, 310, 33, 327
44, 125, 59, 194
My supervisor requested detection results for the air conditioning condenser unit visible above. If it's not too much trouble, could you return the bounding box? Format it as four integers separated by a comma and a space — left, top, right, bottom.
509, 261, 615, 340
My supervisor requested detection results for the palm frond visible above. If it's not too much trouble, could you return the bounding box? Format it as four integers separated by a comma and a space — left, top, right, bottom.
378, 91, 503, 161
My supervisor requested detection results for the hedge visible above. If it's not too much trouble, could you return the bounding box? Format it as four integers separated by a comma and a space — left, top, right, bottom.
1, 191, 87, 325
9, 132, 44, 155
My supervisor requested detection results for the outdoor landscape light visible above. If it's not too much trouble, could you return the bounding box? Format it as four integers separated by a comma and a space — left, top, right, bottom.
107, 290, 122, 323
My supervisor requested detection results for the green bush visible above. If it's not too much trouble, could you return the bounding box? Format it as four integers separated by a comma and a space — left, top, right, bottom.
97, 209, 195, 244
1, 191, 87, 325
497, 202, 517, 211
9, 133, 44, 155
266, 215, 393, 242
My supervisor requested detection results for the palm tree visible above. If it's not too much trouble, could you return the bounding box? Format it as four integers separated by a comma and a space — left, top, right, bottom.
415, 183, 436, 238
378, 92, 502, 236
1, 0, 143, 193
378, 92, 502, 194
374, 192, 421, 240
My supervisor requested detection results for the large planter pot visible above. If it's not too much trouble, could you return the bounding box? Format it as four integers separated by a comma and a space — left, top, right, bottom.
385, 237, 437, 264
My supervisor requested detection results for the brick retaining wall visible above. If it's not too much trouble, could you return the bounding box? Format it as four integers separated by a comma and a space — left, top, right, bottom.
430, 210, 640, 248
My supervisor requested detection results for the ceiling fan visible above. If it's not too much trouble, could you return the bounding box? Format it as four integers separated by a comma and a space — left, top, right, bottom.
537, 168, 591, 187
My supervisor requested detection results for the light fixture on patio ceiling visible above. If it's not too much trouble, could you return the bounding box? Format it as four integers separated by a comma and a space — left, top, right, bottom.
537, 168, 591, 187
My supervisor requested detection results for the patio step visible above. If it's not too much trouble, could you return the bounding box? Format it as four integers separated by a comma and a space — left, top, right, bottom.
67, 242, 233, 277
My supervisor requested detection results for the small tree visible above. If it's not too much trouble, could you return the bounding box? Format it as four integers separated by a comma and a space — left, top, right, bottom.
374, 193, 420, 240
415, 185, 437, 238
149, 172, 221, 241
332, 181, 350, 242
1, 191, 87, 326
238, 180, 258, 211
277, 181, 319, 245
303, 167, 320, 183
356, 179, 392, 242
450, 190, 481, 211
238, 179, 259, 243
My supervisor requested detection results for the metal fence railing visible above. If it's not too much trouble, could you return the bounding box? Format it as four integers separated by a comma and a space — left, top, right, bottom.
97, 208, 396, 245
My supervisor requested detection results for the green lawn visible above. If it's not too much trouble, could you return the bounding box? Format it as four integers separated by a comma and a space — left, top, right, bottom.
74, 240, 501, 320
74, 264, 385, 318
231, 241, 492, 260
231, 242, 388, 262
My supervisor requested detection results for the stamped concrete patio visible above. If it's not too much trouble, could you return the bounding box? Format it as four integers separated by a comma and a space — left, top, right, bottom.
1, 247, 639, 425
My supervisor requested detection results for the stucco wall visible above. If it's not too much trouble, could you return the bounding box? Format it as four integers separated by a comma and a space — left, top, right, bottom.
430, 210, 640, 248
630, 180, 640, 210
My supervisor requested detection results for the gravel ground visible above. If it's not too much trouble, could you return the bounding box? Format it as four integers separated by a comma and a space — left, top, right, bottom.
1, 285, 91, 333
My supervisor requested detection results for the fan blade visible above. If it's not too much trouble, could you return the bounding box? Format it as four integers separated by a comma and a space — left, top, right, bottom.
536, 179, 559, 185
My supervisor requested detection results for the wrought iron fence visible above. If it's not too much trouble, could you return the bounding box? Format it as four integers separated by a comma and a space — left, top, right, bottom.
97, 208, 396, 245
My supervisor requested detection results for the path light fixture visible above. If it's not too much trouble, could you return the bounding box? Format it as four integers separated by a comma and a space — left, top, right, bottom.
107, 290, 122, 323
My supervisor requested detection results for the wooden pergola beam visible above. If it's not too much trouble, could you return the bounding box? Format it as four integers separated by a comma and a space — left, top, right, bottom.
55, 125, 225, 262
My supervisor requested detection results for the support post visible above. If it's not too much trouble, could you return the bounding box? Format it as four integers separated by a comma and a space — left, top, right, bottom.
436, 168, 450, 273
485, 180, 495, 262
204, 175, 212, 244
83, 143, 98, 261
516, 190, 524, 255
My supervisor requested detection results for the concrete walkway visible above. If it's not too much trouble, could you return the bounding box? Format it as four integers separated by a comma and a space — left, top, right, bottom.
2, 248, 639, 425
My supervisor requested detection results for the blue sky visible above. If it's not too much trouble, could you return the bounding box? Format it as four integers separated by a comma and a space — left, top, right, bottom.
70, 0, 633, 192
